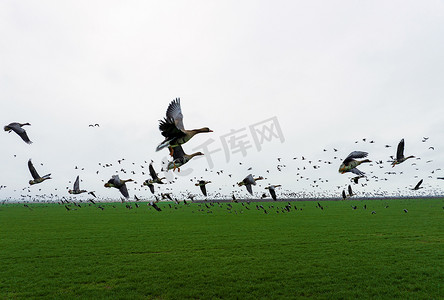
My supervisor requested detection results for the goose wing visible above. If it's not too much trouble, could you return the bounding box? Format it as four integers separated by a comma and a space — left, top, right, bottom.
166, 98, 185, 131
245, 184, 253, 195
171, 145, 185, 160
348, 185, 353, 196
243, 174, 255, 185
119, 184, 129, 198
148, 183, 155, 194
109, 175, 120, 185
28, 159, 40, 179
158, 118, 186, 138
350, 168, 365, 176
73, 175, 80, 191
396, 139, 405, 160
149, 163, 158, 180
342, 151, 368, 165
269, 187, 277, 200
199, 184, 207, 196
414, 179, 423, 190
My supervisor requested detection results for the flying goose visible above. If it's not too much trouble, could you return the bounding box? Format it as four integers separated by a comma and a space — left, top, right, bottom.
339, 151, 371, 176
238, 174, 264, 195
156, 98, 212, 153
28, 159, 51, 185
68, 176, 87, 195
167, 145, 204, 172
4, 122, 32, 144
265, 185, 281, 201
195, 180, 211, 196
104, 175, 133, 198
391, 139, 415, 167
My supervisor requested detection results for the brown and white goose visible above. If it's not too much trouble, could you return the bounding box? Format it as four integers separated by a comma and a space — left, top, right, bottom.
156, 98, 212, 153
104, 175, 133, 199
28, 159, 51, 185
195, 180, 211, 196
391, 139, 415, 167
68, 175, 87, 195
265, 184, 281, 201
143, 162, 165, 193
238, 174, 264, 195
167, 145, 203, 172
338, 151, 371, 176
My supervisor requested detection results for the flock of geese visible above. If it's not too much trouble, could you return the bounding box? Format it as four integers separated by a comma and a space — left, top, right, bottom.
3, 98, 442, 209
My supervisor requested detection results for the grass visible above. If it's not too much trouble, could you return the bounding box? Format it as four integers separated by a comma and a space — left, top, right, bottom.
0, 198, 443, 299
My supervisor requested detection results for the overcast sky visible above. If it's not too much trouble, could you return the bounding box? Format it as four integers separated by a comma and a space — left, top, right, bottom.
1, 1, 443, 201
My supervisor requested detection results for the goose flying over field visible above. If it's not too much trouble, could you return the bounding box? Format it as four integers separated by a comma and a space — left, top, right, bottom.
4, 122, 32, 144
28, 159, 51, 185
351, 175, 365, 184
156, 98, 212, 153
338, 151, 371, 176
265, 185, 281, 201
68, 175, 87, 195
143, 162, 165, 193
411, 179, 423, 190
148, 201, 162, 212
104, 175, 133, 198
143, 181, 155, 194
148, 162, 165, 184
167, 145, 204, 172
161, 193, 173, 201
195, 180, 211, 196
238, 174, 264, 195
391, 139, 415, 167
348, 185, 354, 197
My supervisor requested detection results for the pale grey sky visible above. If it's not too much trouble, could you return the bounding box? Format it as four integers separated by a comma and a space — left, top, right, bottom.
1, 1, 443, 201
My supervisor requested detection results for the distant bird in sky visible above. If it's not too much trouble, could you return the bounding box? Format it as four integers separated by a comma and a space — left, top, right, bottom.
68, 175, 87, 195
4, 122, 32, 144
411, 179, 423, 190
104, 175, 133, 198
391, 139, 415, 167
28, 159, 51, 185
88, 124, 100, 127
238, 174, 264, 195
265, 184, 281, 200
195, 180, 211, 196
339, 151, 371, 176
156, 98, 213, 153
167, 145, 204, 172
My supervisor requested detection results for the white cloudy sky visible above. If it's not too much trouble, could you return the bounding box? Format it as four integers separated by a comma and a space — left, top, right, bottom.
1, 1, 443, 201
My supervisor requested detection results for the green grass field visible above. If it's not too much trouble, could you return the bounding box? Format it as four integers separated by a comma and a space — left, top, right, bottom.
1, 198, 443, 299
